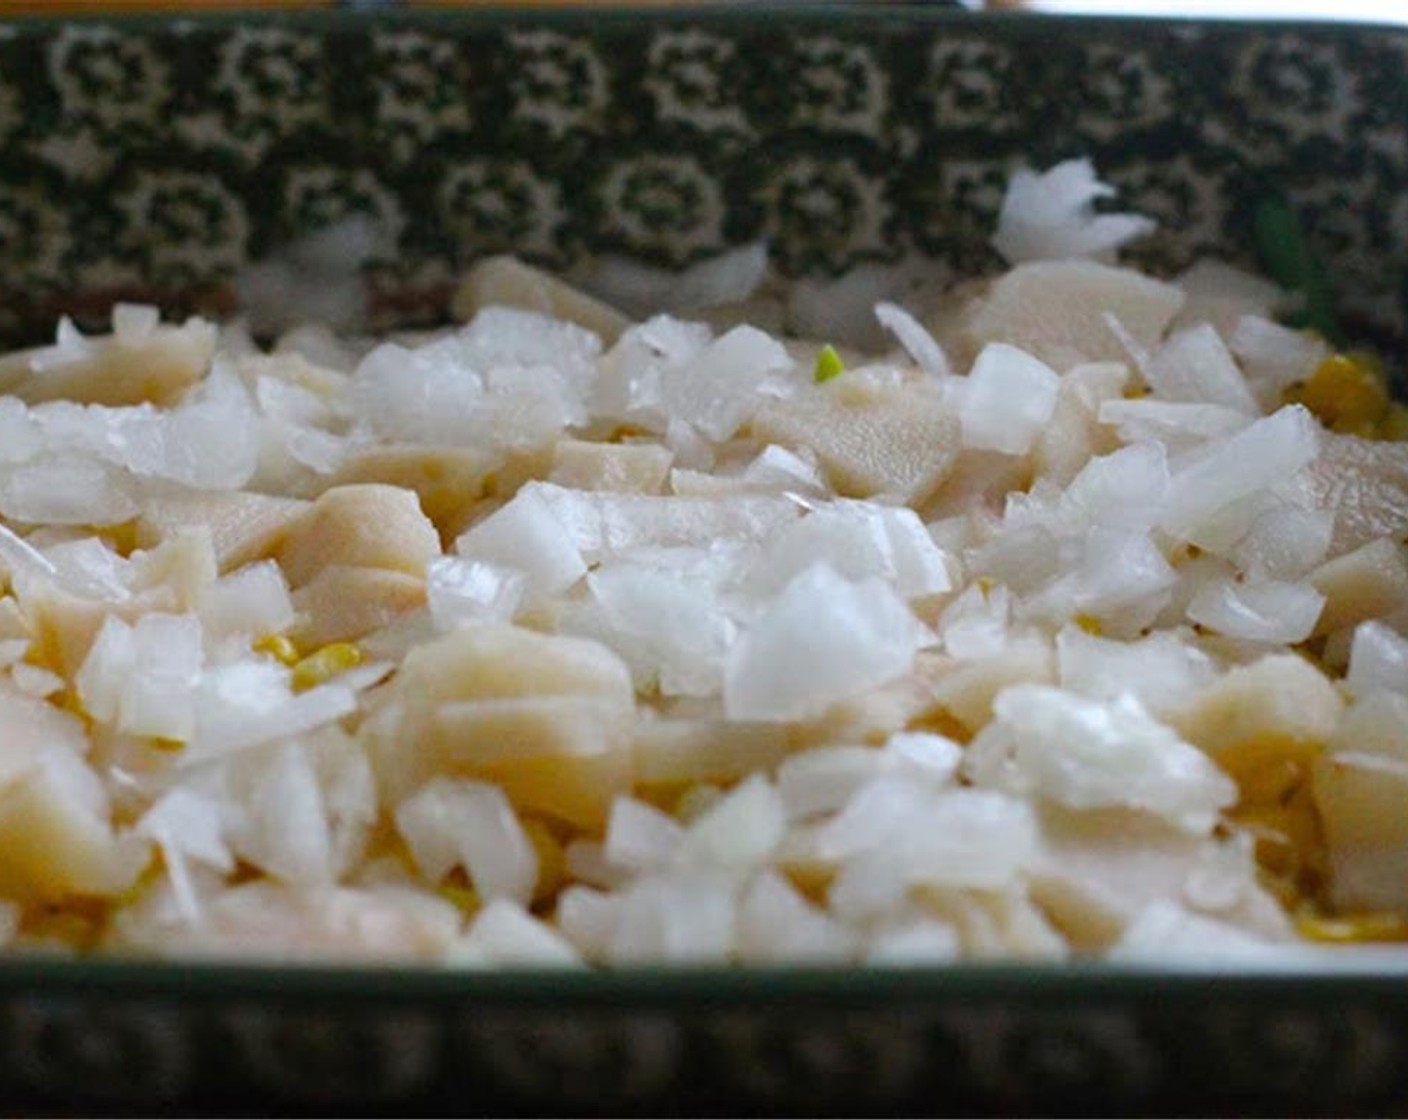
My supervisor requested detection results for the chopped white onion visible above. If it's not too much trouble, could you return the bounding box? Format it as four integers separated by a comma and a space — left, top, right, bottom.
992, 159, 1156, 264
960, 343, 1060, 455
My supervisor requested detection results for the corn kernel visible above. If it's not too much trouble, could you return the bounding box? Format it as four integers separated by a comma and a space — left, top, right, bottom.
253, 633, 301, 667
151, 738, 185, 754
290, 642, 362, 692
1216, 736, 1319, 805
1291, 353, 1390, 433
1074, 614, 1102, 636
524, 818, 566, 905
104, 520, 141, 558
781, 861, 835, 907
437, 883, 482, 917
1296, 908, 1408, 943
113, 852, 164, 909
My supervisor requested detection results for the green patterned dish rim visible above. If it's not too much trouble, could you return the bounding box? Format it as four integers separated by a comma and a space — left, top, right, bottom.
5, 953, 1408, 1114
1, 4, 1405, 353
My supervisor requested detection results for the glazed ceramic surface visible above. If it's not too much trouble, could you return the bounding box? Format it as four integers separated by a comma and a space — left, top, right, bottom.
1, 6, 1407, 1115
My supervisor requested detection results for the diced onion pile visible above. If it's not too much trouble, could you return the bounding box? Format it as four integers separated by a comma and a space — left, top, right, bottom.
0, 160, 1405, 966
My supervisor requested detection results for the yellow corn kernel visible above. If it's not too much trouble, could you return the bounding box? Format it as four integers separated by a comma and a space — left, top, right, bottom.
290, 642, 362, 692
1296, 909, 1408, 944
112, 852, 164, 909
781, 861, 835, 907
1215, 736, 1319, 806
253, 633, 301, 667
1074, 614, 1102, 636
1233, 787, 1325, 889
1291, 353, 1390, 433
57, 689, 87, 720
524, 818, 566, 905
103, 520, 141, 557
151, 738, 186, 754
437, 882, 482, 918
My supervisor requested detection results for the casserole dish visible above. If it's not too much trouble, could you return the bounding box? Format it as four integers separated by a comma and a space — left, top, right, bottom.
0, 4, 1406, 1115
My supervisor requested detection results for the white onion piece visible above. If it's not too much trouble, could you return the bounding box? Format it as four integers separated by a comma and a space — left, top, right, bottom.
1231, 504, 1334, 580
1347, 621, 1408, 698
723, 563, 931, 722
466, 899, 583, 967
198, 561, 295, 644
866, 919, 961, 965
586, 559, 731, 698
939, 582, 1011, 660
1160, 406, 1321, 542
874, 301, 950, 378
960, 343, 1060, 455
992, 159, 1156, 264
1060, 442, 1170, 532
676, 774, 786, 877
777, 746, 890, 821
604, 797, 683, 873
186, 662, 357, 763
589, 244, 768, 317
1056, 625, 1218, 717
1108, 901, 1277, 961
396, 778, 537, 905
453, 486, 585, 603
351, 338, 484, 445
609, 871, 737, 964
135, 788, 233, 872
737, 871, 853, 963
987, 685, 1237, 832
659, 325, 793, 440
1186, 575, 1325, 644
0, 457, 137, 527
10, 663, 63, 699
747, 500, 950, 601
112, 303, 160, 342
231, 741, 334, 888
426, 556, 525, 632
526, 481, 799, 564
737, 444, 827, 498
1098, 398, 1251, 448
1231, 315, 1329, 407
119, 613, 204, 742
1143, 324, 1258, 414
884, 732, 963, 786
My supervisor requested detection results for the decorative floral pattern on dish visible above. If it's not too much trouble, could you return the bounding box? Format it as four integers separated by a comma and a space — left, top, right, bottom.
597, 153, 725, 261
279, 166, 405, 265
643, 29, 751, 136
371, 31, 473, 165
192, 27, 328, 164
46, 25, 171, 136
788, 37, 888, 135
760, 154, 889, 272
505, 30, 608, 141
0, 14, 1399, 355
438, 159, 565, 264
115, 169, 250, 281
0, 185, 70, 289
